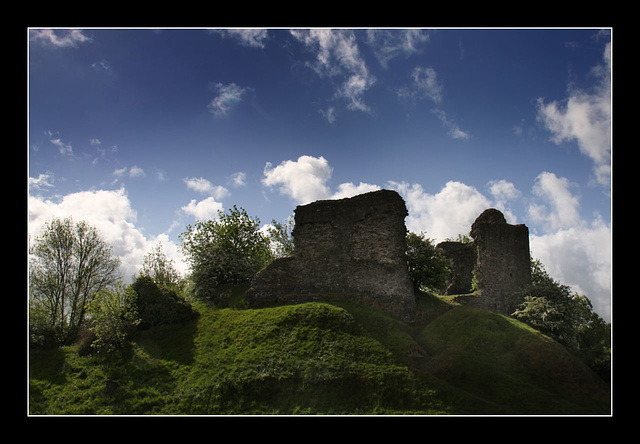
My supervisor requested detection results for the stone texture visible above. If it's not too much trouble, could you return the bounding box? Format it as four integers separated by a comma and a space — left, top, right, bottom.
454, 208, 531, 316
436, 241, 477, 295
245, 190, 417, 321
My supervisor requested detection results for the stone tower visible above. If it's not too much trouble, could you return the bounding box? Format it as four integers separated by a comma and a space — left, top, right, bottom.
245, 190, 417, 321
461, 208, 531, 315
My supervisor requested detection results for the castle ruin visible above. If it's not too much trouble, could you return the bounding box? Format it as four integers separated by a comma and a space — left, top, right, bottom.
439, 208, 531, 316
245, 190, 417, 321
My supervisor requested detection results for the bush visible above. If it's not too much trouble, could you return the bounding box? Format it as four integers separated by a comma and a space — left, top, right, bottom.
85, 284, 140, 355
131, 276, 195, 330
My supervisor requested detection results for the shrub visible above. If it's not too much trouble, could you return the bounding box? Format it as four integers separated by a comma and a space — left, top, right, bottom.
131, 276, 195, 330
85, 284, 140, 355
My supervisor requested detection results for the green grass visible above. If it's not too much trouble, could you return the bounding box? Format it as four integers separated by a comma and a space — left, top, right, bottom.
28, 288, 610, 415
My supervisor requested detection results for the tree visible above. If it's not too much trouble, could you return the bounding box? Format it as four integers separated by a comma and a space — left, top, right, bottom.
29, 217, 121, 346
266, 215, 295, 258
138, 242, 182, 289
406, 232, 451, 293
513, 258, 611, 381
179, 206, 273, 302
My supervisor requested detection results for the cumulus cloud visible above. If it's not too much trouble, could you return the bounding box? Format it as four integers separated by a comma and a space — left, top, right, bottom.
181, 197, 224, 221
262, 155, 333, 204
262, 155, 381, 204
388, 180, 491, 241
290, 29, 375, 117
537, 42, 611, 186
330, 182, 381, 200
527, 171, 581, 231
208, 82, 251, 117
487, 179, 521, 223
30, 29, 91, 48
530, 218, 611, 321
28, 188, 188, 280
183, 177, 230, 199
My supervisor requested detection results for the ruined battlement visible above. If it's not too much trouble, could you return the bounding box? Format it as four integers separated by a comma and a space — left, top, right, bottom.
442, 208, 531, 316
245, 190, 417, 321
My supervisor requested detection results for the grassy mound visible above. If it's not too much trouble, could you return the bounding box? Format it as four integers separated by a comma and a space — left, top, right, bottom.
28, 290, 610, 415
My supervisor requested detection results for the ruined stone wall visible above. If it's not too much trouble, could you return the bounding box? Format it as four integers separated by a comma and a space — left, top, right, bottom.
436, 241, 477, 295
458, 208, 531, 316
245, 190, 417, 321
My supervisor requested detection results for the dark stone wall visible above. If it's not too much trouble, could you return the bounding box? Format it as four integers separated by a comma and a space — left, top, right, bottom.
462, 208, 532, 316
436, 241, 477, 295
245, 190, 417, 321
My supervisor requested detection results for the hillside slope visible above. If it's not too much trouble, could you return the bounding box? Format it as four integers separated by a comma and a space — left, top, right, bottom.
28, 291, 610, 415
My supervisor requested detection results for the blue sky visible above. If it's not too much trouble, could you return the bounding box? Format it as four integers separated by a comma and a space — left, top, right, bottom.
28, 28, 612, 320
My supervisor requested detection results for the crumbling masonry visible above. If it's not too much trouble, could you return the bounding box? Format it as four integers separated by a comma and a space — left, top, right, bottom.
246, 189, 531, 320
438, 208, 532, 316
245, 190, 417, 321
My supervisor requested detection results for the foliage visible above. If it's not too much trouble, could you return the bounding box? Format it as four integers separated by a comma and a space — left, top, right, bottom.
265, 215, 295, 258
131, 276, 195, 330
85, 284, 141, 355
406, 232, 451, 293
444, 233, 473, 244
29, 217, 121, 347
512, 258, 611, 381
138, 242, 182, 290
179, 206, 273, 303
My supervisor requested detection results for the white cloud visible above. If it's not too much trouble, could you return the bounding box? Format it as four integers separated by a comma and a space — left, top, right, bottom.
30, 29, 92, 48
113, 166, 146, 179
527, 172, 581, 231
365, 29, 430, 68
208, 82, 250, 117
530, 217, 611, 321
213, 29, 269, 48
29, 174, 55, 192
262, 155, 333, 204
330, 182, 381, 200
181, 197, 224, 221
49, 137, 73, 156
183, 177, 230, 199
388, 180, 491, 241
431, 109, 471, 140
537, 42, 611, 186
487, 179, 521, 223
229, 172, 247, 188
28, 187, 188, 280
398, 66, 443, 104
290, 29, 375, 117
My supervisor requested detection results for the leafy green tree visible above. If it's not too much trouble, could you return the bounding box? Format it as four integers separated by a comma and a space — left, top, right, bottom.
406, 232, 451, 293
266, 215, 295, 258
513, 258, 611, 381
84, 283, 140, 355
29, 217, 121, 346
179, 206, 274, 302
138, 242, 182, 289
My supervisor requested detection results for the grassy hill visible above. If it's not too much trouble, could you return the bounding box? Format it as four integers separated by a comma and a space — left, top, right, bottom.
28, 288, 610, 415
